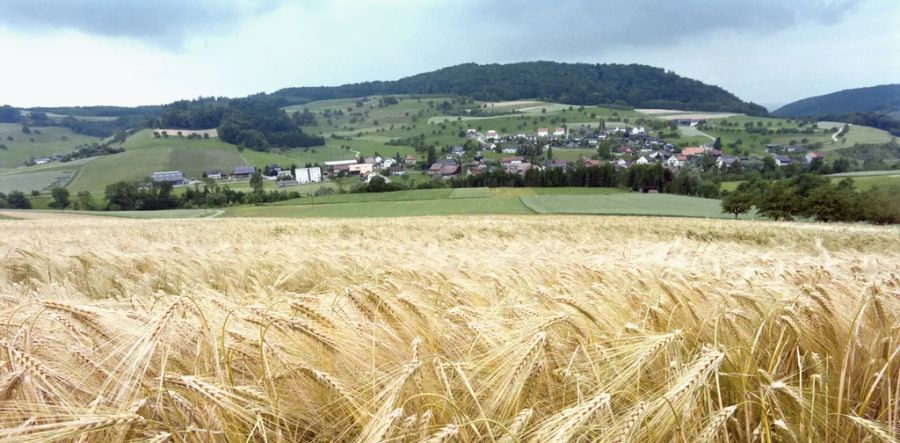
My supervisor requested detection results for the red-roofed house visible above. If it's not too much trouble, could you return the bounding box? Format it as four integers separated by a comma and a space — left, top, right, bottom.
681, 147, 705, 156
804, 151, 825, 163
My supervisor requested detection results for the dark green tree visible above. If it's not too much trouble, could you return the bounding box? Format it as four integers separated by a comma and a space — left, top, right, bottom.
51, 187, 71, 209
76, 191, 96, 211
250, 170, 264, 195
7, 191, 31, 209
721, 190, 753, 219
757, 180, 797, 221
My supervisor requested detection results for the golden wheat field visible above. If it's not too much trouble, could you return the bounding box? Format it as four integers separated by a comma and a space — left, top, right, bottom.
0, 214, 898, 442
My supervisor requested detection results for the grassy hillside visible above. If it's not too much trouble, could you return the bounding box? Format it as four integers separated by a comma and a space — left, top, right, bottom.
521, 193, 738, 218
721, 171, 900, 192
66, 130, 247, 192
0, 123, 101, 171
3, 92, 895, 196
218, 187, 744, 220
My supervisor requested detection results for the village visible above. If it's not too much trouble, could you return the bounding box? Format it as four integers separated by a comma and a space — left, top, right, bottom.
141, 120, 826, 189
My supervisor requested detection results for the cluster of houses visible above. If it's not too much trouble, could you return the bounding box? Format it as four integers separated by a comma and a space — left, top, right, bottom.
326, 154, 416, 177
150, 164, 324, 187
419, 125, 832, 179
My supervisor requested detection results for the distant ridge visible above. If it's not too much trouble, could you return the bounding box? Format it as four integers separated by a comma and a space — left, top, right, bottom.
773, 84, 900, 117
273, 61, 768, 116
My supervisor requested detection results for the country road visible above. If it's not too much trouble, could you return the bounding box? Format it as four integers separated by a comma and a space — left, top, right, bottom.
679, 125, 716, 141
832, 124, 850, 142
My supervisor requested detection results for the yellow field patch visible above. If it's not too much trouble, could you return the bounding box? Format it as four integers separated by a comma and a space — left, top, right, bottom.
0, 215, 897, 441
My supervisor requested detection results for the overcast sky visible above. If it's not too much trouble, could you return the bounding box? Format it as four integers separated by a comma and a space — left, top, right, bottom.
0, 0, 898, 108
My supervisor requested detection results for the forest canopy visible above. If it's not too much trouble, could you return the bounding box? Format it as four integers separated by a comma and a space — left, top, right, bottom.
160, 97, 324, 151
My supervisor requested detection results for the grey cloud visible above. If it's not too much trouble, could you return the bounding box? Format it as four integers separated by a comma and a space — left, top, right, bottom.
0, 0, 289, 47
441, 0, 863, 60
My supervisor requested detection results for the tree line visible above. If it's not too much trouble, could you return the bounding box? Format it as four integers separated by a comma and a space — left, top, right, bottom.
722, 174, 899, 224
103, 171, 302, 211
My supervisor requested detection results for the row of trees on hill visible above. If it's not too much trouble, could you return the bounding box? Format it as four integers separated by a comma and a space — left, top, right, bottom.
722, 174, 899, 224
272, 62, 768, 115
159, 97, 324, 151
102, 173, 302, 211
351, 164, 721, 199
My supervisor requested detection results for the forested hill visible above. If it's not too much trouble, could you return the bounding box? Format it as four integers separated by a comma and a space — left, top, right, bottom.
273, 62, 768, 115
773, 84, 900, 117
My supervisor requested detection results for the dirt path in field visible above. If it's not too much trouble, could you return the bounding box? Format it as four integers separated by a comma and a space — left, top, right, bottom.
0, 210, 97, 220
832, 124, 850, 142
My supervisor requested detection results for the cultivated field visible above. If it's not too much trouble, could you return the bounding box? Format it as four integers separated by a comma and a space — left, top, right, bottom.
0, 215, 898, 441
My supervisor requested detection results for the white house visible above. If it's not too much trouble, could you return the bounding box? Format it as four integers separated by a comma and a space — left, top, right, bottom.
501, 146, 518, 154
486, 130, 498, 140
537, 128, 549, 137
666, 155, 686, 168
635, 156, 650, 165
553, 127, 565, 137
774, 156, 793, 167
382, 158, 397, 169
294, 167, 323, 184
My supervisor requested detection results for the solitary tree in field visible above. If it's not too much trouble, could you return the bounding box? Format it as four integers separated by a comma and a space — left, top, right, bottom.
76, 191, 95, 211
250, 170, 264, 195
51, 187, 70, 209
722, 190, 753, 219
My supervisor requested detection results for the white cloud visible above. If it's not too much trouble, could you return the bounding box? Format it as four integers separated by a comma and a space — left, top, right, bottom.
0, 0, 896, 107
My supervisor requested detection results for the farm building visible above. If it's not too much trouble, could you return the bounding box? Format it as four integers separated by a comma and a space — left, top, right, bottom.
324, 160, 358, 167
151, 171, 185, 185
428, 159, 460, 178
544, 159, 569, 169
681, 147, 706, 156
233, 166, 255, 178
294, 167, 323, 184
264, 164, 282, 177
348, 163, 375, 175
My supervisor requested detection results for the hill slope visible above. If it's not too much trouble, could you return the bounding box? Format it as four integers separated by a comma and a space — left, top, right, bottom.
773, 84, 900, 117
274, 61, 768, 115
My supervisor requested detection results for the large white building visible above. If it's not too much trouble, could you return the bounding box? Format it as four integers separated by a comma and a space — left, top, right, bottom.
294, 167, 323, 184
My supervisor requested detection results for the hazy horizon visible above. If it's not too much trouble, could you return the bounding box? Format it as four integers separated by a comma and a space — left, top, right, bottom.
1, 0, 898, 108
